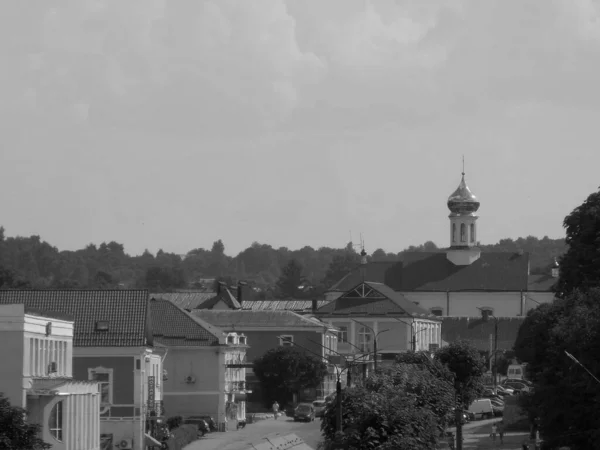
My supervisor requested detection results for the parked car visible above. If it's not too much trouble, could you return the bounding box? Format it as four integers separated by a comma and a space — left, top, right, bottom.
183, 417, 210, 437
448, 408, 471, 425
489, 398, 505, 417
294, 403, 316, 422
313, 400, 327, 417
495, 385, 514, 396
501, 380, 530, 394
468, 398, 494, 420
192, 415, 217, 432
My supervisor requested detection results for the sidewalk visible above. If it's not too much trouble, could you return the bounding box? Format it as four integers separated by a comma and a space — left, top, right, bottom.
462, 423, 532, 449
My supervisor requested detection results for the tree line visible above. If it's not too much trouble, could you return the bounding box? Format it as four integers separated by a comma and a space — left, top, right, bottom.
0, 225, 565, 296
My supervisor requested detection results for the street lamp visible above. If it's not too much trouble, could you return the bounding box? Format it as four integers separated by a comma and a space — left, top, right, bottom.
392, 317, 430, 352
350, 318, 389, 372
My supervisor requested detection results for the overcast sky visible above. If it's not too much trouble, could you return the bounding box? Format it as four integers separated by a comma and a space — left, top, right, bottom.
1, 0, 599, 256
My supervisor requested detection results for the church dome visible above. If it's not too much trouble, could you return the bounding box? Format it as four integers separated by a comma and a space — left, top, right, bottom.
447, 173, 480, 215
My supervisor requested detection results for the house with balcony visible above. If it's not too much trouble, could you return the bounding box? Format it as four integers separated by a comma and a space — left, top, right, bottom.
0, 290, 163, 450
0, 303, 100, 450
314, 281, 442, 383
192, 309, 338, 406
149, 298, 249, 430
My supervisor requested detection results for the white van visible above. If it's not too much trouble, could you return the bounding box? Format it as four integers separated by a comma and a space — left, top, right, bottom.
468, 398, 494, 420
507, 364, 525, 380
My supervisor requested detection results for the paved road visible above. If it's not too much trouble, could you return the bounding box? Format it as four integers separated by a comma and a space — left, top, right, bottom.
183, 416, 322, 450
461, 421, 531, 449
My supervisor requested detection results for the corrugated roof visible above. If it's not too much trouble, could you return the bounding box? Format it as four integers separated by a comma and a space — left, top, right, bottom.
441, 317, 525, 351
149, 298, 220, 347
0, 290, 150, 347
329, 252, 530, 292
192, 310, 327, 329
316, 282, 438, 318
152, 292, 215, 310
242, 300, 330, 312
196, 288, 241, 310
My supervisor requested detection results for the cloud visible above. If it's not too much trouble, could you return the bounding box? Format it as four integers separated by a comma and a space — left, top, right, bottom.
2, 0, 600, 134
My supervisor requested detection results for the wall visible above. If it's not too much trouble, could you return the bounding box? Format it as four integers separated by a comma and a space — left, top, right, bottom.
162, 347, 221, 419
0, 326, 24, 407
73, 356, 135, 416
242, 329, 325, 363
327, 319, 411, 354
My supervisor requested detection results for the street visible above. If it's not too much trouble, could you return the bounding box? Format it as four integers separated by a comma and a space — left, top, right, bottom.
458, 419, 531, 449
183, 416, 322, 450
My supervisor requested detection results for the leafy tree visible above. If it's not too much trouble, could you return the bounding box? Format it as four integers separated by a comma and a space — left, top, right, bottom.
143, 266, 187, 292
321, 252, 359, 289
0, 266, 30, 289
320, 363, 454, 450
435, 340, 486, 449
0, 393, 51, 449
517, 289, 600, 449
276, 259, 307, 298
252, 346, 327, 407
554, 189, 600, 297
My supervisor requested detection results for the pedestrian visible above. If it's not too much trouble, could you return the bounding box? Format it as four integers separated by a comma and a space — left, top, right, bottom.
490, 423, 497, 442
497, 420, 505, 444
272, 401, 279, 420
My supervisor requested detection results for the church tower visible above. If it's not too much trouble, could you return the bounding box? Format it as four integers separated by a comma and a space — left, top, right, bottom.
446, 169, 481, 265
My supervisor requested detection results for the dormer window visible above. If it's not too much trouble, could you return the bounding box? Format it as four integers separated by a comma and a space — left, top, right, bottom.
238, 335, 247, 345
430, 307, 443, 317
95, 321, 109, 331
227, 335, 236, 344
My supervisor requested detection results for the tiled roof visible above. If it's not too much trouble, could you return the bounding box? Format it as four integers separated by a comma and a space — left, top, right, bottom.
0, 290, 150, 347
317, 282, 438, 319
329, 252, 530, 292
527, 274, 557, 291
441, 316, 525, 351
242, 300, 330, 312
149, 298, 220, 347
152, 292, 215, 310
196, 288, 241, 310
192, 310, 327, 330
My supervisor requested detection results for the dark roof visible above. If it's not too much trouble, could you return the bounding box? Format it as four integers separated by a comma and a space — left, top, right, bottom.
242, 300, 330, 312
192, 310, 327, 330
25, 307, 75, 322
441, 317, 525, 351
317, 282, 438, 319
0, 290, 150, 347
196, 288, 241, 310
329, 252, 530, 292
152, 292, 215, 310
527, 274, 557, 292
149, 298, 220, 347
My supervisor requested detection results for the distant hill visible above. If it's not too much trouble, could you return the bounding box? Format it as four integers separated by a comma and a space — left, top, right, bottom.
0, 225, 565, 294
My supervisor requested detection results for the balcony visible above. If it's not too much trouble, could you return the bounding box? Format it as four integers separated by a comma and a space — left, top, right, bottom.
225, 381, 248, 393
146, 401, 165, 418
226, 355, 253, 368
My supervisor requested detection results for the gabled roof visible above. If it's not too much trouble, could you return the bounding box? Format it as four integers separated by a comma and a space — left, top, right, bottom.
152, 292, 215, 310
149, 298, 220, 347
192, 310, 327, 330
0, 290, 150, 347
242, 300, 330, 313
527, 274, 557, 292
329, 252, 530, 292
317, 282, 438, 319
196, 288, 241, 310
441, 316, 525, 351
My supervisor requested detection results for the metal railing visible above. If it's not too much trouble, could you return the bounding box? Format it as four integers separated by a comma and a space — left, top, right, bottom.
226, 381, 246, 392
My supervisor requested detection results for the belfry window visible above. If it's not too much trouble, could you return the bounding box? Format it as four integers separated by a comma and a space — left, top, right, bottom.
470, 223, 475, 243
460, 223, 466, 242
452, 223, 457, 243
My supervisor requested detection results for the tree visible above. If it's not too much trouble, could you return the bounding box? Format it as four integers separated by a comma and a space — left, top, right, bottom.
435, 340, 486, 449
554, 189, 600, 296
252, 346, 328, 407
320, 362, 454, 450
516, 289, 600, 449
0, 266, 30, 289
0, 393, 51, 449
276, 259, 307, 298
321, 253, 359, 289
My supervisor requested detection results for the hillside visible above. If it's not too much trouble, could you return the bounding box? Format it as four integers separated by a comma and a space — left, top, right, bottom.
0, 226, 565, 295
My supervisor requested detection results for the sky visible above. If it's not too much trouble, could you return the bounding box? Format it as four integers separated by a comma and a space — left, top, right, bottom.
1, 0, 600, 257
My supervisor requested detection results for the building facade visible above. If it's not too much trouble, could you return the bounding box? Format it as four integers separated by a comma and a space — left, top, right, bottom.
0, 303, 100, 450
149, 298, 249, 430
0, 290, 162, 450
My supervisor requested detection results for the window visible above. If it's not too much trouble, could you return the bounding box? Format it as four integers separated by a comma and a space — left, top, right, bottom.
338, 326, 348, 343
325, 335, 330, 353
280, 335, 293, 347
95, 321, 109, 331
460, 223, 466, 242
89, 367, 113, 412
430, 307, 443, 317
357, 327, 372, 353
470, 223, 475, 243
452, 223, 457, 243
49, 401, 64, 441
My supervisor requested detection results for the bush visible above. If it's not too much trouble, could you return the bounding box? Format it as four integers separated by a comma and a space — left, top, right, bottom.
166, 416, 183, 431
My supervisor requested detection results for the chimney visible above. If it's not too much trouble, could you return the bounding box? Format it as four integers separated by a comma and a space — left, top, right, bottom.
217, 281, 227, 294
360, 249, 368, 281
312, 299, 318, 313
237, 281, 247, 305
